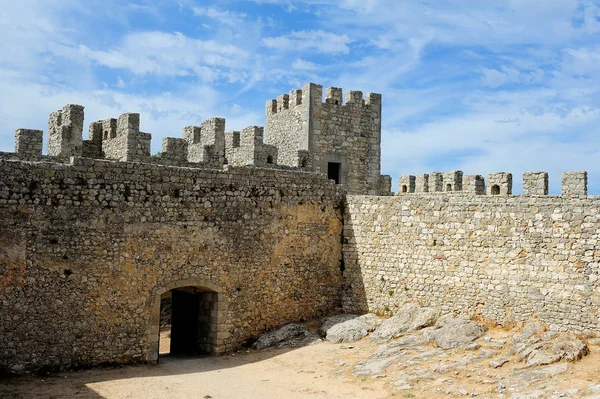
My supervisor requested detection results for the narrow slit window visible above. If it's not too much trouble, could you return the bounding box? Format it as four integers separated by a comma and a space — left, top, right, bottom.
327, 162, 341, 184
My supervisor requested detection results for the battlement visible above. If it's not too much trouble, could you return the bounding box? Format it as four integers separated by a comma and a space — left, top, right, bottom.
3, 83, 600, 376
14, 129, 43, 160
225, 126, 278, 167
265, 83, 385, 195
4, 82, 388, 196
3, 103, 309, 173
266, 83, 382, 115
397, 170, 591, 197
48, 104, 84, 158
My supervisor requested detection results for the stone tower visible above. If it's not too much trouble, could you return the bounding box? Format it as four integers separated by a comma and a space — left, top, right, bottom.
265, 83, 387, 195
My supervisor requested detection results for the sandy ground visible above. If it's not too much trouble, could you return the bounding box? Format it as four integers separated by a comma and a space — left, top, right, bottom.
0, 340, 388, 399
1, 326, 599, 399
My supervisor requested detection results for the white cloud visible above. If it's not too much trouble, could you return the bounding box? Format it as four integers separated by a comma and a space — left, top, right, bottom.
192, 6, 247, 26
0, 74, 263, 155
561, 47, 600, 76
481, 66, 545, 88
291, 59, 319, 70
262, 30, 353, 54
577, 1, 600, 34
50, 31, 250, 81
2, 0, 600, 194
115, 77, 126, 89
380, 83, 600, 193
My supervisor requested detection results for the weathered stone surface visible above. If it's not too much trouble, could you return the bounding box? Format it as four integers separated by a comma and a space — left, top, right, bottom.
370, 304, 439, 342
343, 195, 600, 337
540, 331, 559, 341
588, 338, 600, 346
353, 345, 402, 376
320, 313, 379, 343
423, 315, 487, 349
265, 83, 389, 195
319, 314, 357, 335
522, 333, 589, 367
3, 80, 600, 379
490, 357, 510, 368
504, 363, 569, 391
253, 324, 319, 349
585, 384, 600, 399
0, 157, 344, 373
514, 321, 546, 343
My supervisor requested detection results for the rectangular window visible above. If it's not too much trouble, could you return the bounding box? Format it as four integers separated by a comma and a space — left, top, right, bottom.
327, 162, 341, 184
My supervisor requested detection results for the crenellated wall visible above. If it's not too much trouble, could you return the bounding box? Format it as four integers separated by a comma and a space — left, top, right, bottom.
398, 170, 588, 197
4, 82, 599, 377
0, 156, 344, 373
265, 87, 308, 168
266, 83, 389, 195
343, 171, 600, 336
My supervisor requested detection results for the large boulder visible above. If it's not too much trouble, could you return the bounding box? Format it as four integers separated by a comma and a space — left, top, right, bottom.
424, 314, 487, 349
520, 333, 589, 367
320, 313, 380, 343
370, 304, 439, 342
253, 324, 319, 350
318, 314, 358, 337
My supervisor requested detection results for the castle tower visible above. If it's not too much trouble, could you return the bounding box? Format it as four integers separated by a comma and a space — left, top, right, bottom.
265, 83, 386, 195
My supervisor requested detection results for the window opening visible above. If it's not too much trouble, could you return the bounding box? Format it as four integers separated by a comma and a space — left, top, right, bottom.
327, 162, 341, 184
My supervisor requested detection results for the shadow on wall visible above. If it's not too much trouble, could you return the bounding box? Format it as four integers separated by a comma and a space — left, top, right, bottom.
341, 205, 369, 314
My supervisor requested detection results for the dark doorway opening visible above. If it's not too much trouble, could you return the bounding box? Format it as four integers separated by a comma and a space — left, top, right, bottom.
491, 185, 500, 195
327, 162, 341, 184
171, 289, 199, 355
159, 287, 216, 359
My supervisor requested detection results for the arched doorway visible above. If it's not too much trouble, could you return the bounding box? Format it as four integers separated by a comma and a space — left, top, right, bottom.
145, 279, 226, 363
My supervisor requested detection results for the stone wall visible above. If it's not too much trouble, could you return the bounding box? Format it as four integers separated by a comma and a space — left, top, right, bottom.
315, 88, 382, 195
47, 105, 84, 159
14, 129, 43, 161
225, 127, 278, 167
343, 194, 600, 336
265, 87, 308, 168
0, 157, 344, 373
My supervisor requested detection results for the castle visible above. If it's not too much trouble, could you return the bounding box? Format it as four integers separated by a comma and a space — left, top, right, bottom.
1, 83, 598, 374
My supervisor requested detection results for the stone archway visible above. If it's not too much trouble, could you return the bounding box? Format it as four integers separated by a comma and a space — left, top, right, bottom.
145, 278, 227, 363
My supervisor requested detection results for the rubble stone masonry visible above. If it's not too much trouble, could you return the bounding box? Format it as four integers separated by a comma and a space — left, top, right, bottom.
0, 157, 343, 373
2, 82, 599, 375
343, 194, 600, 336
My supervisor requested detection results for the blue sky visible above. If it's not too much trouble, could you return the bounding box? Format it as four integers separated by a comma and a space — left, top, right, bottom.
1, 0, 600, 193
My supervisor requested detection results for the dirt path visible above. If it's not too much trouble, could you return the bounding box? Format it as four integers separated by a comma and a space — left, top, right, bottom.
0, 342, 388, 399
1, 328, 600, 399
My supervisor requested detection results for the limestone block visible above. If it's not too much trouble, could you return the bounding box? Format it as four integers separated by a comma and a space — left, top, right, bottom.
47, 104, 84, 158
562, 171, 587, 196
523, 172, 548, 196
463, 175, 485, 195
325, 87, 343, 105
444, 170, 463, 192
117, 113, 140, 135
398, 175, 415, 194
161, 138, 188, 164
429, 172, 443, 192
14, 129, 43, 160
487, 172, 512, 195
416, 174, 429, 193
